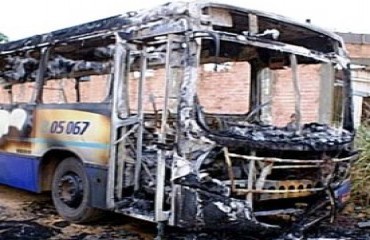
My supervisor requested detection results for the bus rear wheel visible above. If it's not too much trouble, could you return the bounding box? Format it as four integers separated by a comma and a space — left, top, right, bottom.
51, 157, 102, 223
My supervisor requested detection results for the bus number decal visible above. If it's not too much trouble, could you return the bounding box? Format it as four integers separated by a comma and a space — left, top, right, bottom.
50, 121, 90, 135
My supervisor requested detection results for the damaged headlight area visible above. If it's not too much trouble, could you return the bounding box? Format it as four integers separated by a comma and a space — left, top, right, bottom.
172, 96, 357, 234
170, 36, 358, 234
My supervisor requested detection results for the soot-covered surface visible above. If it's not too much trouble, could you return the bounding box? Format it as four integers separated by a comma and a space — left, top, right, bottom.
0, 220, 60, 239
1, 185, 370, 239
0, 185, 150, 239
210, 123, 354, 151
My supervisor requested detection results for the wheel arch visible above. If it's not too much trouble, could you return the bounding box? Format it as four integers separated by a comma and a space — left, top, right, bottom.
51, 156, 104, 222
38, 148, 83, 192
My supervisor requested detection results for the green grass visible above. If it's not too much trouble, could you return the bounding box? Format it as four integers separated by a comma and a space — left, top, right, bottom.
352, 126, 370, 206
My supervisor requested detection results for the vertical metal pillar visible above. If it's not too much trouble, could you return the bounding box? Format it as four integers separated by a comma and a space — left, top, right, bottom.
134, 46, 147, 191
107, 36, 127, 208
290, 54, 301, 133
155, 35, 174, 222
32, 47, 50, 103
247, 151, 256, 210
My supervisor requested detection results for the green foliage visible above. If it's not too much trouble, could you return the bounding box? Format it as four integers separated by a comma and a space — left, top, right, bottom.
352, 126, 370, 206
0, 32, 8, 43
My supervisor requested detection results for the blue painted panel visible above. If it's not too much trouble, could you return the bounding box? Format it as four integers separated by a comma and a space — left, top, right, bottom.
0, 152, 40, 192
85, 165, 108, 209
334, 179, 351, 208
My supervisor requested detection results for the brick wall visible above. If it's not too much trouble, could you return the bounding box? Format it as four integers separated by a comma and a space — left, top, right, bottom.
0, 42, 364, 127
0, 62, 322, 127
197, 62, 250, 114
197, 62, 321, 126
127, 68, 167, 112
346, 43, 370, 59
0, 76, 109, 104
43, 76, 109, 104
271, 65, 321, 126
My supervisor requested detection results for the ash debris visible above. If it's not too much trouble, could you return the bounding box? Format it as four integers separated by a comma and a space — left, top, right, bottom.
23, 200, 57, 216
305, 225, 370, 240
161, 226, 370, 240
69, 230, 144, 240
1, 191, 369, 240
0, 220, 60, 239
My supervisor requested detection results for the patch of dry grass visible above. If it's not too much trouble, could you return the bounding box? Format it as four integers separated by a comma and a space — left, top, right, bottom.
352, 126, 370, 206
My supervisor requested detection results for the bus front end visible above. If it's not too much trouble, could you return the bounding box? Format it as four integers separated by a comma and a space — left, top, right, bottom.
168, 2, 357, 236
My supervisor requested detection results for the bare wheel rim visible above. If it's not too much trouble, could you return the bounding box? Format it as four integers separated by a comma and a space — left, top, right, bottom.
57, 172, 84, 208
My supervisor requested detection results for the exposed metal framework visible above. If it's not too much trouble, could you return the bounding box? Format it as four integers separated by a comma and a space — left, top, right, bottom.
0, 1, 358, 237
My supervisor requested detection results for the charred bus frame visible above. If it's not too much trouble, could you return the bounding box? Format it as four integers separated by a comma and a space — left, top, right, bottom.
0, 1, 357, 236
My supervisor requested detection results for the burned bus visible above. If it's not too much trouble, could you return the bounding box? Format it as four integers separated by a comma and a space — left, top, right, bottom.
0, 0, 357, 236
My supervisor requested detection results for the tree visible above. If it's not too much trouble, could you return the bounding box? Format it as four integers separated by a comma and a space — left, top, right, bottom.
0, 32, 8, 43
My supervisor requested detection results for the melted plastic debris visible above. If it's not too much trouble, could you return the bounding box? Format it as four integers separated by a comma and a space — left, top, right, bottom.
219, 123, 354, 151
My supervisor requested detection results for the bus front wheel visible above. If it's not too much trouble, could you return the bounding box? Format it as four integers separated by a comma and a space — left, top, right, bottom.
51, 157, 101, 223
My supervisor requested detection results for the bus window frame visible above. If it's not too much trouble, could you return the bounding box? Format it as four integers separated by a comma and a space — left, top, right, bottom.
36, 43, 115, 105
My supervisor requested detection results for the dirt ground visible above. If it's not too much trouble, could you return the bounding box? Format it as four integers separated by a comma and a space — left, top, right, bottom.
0, 185, 156, 240
1, 184, 370, 240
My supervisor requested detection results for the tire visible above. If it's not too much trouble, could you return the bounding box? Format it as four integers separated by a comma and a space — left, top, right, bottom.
51, 157, 102, 223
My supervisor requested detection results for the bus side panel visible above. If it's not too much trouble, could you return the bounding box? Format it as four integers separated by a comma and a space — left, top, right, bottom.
85, 164, 108, 209
0, 152, 40, 192
33, 106, 111, 166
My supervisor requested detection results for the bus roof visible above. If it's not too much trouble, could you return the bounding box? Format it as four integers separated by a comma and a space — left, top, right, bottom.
0, 1, 344, 54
